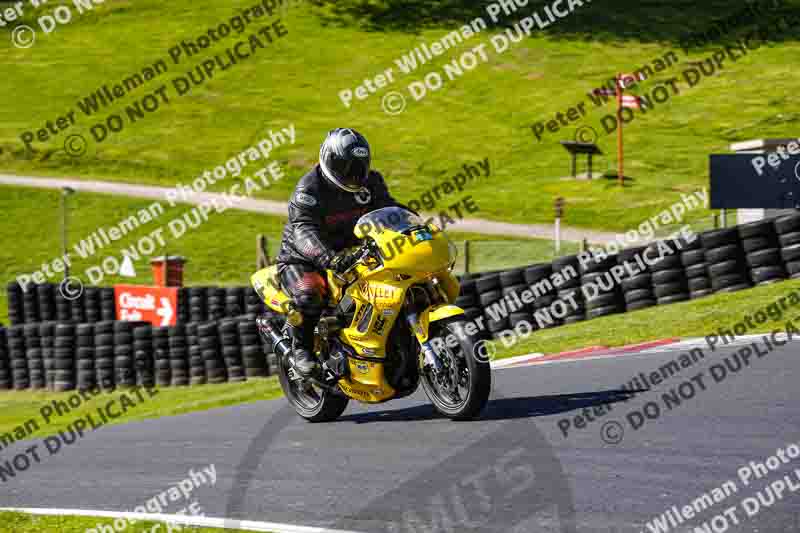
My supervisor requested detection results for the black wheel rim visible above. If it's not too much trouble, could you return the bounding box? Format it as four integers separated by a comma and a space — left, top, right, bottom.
424, 331, 471, 410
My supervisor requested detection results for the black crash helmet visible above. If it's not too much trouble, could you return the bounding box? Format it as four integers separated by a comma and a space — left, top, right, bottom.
319, 128, 372, 193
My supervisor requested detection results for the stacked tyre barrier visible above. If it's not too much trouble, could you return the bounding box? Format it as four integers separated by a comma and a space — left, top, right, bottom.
219, 318, 245, 382
739, 220, 787, 286
169, 324, 190, 387
70, 288, 86, 323
40, 322, 55, 389
0, 317, 278, 392
75, 323, 95, 391
53, 323, 74, 392
56, 286, 70, 321
503, 268, 542, 331
133, 325, 155, 388
0, 327, 9, 390
620, 247, 654, 311
8, 283, 274, 327
7, 283, 23, 325
24, 324, 45, 390
84, 287, 101, 323
457, 214, 800, 339
207, 288, 226, 322
581, 252, 624, 319
113, 321, 136, 388
650, 239, 691, 305
453, 278, 486, 338
94, 321, 114, 390
701, 229, 752, 293
23, 286, 38, 324
177, 288, 190, 325
186, 323, 205, 386
240, 317, 269, 378
189, 287, 207, 323
777, 214, 800, 278
680, 238, 712, 300
100, 288, 116, 321
225, 288, 245, 318
8, 326, 27, 390
517, 264, 550, 326
153, 326, 171, 387
198, 322, 226, 385
4, 214, 800, 381
473, 273, 505, 337
37, 284, 55, 322
551, 256, 585, 324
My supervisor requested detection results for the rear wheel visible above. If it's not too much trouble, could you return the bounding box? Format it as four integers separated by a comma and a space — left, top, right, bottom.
421, 318, 491, 420
277, 353, 349, 423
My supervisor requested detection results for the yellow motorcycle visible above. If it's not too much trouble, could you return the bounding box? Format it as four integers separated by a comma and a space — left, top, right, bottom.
251, 207, 491, 422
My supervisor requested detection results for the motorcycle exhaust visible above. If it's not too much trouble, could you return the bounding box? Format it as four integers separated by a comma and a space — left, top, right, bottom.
257, 315, 340, 391
256, 315, 292, 358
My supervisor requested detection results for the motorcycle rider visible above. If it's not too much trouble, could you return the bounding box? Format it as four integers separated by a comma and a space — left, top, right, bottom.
276, 128, 400, 376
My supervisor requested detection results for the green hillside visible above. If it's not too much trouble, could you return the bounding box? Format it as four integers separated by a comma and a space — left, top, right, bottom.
2, 0, 799, 231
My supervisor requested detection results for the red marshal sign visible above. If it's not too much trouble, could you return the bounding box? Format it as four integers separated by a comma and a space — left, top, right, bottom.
114, 285, 177, 326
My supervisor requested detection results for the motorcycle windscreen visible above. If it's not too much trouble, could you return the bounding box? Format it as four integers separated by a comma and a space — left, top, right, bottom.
354, 207, 424, 239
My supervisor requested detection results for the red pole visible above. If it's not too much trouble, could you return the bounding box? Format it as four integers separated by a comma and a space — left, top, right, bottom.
617, 73, 624, 186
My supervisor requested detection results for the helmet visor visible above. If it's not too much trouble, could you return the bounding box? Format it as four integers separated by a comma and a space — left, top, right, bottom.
342, 158, 369, 188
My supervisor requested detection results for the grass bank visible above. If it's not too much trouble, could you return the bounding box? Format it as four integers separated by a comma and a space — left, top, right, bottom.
0, 512, 265, 533
2, 0, 799, 231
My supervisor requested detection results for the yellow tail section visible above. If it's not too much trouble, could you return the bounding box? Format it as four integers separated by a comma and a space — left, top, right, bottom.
251, 266, 292, 314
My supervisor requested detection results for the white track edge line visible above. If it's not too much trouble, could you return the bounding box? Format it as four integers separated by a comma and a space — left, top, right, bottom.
490, 334, 799, 369
0, 507, 365, 533
490, 352, 546, 368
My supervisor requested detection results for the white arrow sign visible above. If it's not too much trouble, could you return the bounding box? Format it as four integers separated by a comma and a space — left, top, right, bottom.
156, 296, 174, 326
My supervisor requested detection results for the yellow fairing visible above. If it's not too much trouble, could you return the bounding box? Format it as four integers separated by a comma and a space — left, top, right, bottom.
334, 272, 410, 403
412, 304, 465, 343
356, 226, 453, 275
250, 266, 299, 323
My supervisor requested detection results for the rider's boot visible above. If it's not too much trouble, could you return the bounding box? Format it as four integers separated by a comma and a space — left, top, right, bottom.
288, 319, 319, 377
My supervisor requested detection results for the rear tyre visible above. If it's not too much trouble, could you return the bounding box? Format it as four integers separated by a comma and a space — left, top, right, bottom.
421, 318, 491, 421
277, 352, 349, 423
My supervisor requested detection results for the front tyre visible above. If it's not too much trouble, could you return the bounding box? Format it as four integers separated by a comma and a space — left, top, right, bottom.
277, 353, 349, 423
421, 318, 491, 420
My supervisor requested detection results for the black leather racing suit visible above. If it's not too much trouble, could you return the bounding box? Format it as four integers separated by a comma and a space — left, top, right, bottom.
276, 164, 399, 348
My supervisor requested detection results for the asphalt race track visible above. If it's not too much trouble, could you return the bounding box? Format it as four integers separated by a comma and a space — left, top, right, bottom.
2, 341, 800, 533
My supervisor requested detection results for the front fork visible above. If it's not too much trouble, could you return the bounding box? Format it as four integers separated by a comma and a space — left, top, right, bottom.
406, 311, 444, 374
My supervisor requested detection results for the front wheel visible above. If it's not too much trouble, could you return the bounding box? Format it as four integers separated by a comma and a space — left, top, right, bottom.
421, 318, 491, 420
277, 353, 349, 423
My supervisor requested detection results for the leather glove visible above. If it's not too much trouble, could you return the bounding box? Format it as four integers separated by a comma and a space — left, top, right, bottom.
328, 250, 358, 274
